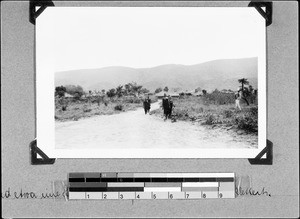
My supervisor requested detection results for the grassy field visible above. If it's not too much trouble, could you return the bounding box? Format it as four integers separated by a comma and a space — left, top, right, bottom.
151, 96, 258, 134
55, 95, 157, 122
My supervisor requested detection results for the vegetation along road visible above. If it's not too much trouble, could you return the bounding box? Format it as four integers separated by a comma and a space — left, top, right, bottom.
55, 101, 257, 149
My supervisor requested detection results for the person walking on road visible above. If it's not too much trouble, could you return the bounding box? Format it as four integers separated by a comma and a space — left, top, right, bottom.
146, 95, 151, 114
162, 93, 170, 121
143, 98, 148, 114
235, 88, 242, 111
168, 96, 174, 119
143, 95, 151, 115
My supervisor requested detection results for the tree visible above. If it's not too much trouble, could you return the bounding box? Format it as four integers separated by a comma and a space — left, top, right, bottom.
238, 78, 249, 90
248, 85, 255, 104
202, 89, 207, 95
96, 95, 104, 106
130, 82, 143, 96
55, 86, 66, 98
155, 87, 162, 93
213, 89, 219, 93
116, 85, 124, 97
173, 87, 181, 92
195, 87, 202, 93
243, 87, 251, 97
163, 86, 169, 92
140, 88, 150, 94
73, 91, 83, 100
65, 85, 84, 98
106, 88, 116, 98
124, 83, 132, 95
249, 85, 254, 94
238, 78, 250, 105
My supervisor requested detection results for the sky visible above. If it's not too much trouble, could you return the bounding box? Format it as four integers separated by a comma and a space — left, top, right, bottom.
37, 7, 265, 72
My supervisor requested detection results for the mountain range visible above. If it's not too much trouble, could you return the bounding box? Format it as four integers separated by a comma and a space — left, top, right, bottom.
55, 57, 258, 92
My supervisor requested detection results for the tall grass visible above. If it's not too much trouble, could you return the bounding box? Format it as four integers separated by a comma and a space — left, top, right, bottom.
152, 96, 258, 133
55, 95, 157, 122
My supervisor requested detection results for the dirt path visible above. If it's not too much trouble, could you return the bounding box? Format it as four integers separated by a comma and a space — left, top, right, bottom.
55, 101, 257, 149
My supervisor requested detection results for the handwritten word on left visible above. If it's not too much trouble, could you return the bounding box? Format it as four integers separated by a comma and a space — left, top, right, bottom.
1, 187, 67, 200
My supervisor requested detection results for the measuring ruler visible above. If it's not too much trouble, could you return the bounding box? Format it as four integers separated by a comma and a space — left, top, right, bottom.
68, 172, 235, 200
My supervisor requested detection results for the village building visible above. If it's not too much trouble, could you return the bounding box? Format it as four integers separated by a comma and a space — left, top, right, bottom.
64, 93, 74, 98
221, 89, 235, 94
191, 91, 203, 97
179, 90, 193, 96
155, 91, 179, 99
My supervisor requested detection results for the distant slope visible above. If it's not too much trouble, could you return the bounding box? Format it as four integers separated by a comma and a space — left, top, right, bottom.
55, 57, 258, 92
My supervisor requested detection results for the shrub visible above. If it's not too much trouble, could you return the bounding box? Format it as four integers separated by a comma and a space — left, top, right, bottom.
224, 110, 233, 118
55, 86, 66, 98
234, 107, 258, 132
83, 108, 92, 113
249, 106, 258, 116
124, 97, 141, 104
72, 115, 80, 121
114, 104, 123, 111
133, 98, 141, 104
203, 91, 235, 105
205, 114, 215, 125
235, 116, 257, 132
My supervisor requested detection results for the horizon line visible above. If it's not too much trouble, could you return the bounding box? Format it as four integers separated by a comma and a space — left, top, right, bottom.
55, 56, 258, 73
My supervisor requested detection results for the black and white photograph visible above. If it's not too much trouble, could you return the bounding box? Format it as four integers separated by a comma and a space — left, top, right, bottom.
36, 7, 266, 158
2, 1, 299, 218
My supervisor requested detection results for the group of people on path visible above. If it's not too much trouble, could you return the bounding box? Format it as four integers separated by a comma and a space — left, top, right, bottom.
162, 94, 174, 121
143, 93, 174, 121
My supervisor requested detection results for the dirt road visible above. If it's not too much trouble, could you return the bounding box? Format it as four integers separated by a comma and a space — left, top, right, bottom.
55, 101, 257, 149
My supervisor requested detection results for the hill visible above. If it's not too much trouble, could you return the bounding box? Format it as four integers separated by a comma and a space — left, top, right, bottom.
55, 57, 258, 92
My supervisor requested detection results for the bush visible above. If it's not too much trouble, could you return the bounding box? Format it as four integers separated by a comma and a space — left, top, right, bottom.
234, 107, 258, 132
249, 106, 258, 116
174, 108, 189, 119
82, 104, 92, 113
114, 104, 123, 111
224, 110, 233, 118
124, 97, 141, 104
83, 108, 92, 113
234, 116, 257, 132
205, 114, 215, 125
203, 91, 235, 105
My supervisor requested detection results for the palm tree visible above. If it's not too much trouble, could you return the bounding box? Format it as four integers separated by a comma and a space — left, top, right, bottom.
238, 78, 249, 90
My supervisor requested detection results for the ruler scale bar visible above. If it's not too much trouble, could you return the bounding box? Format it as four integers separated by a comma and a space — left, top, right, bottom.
68, 173, 235, 200
70, 177, 234, 183
70, 187, 144, 192
107, 183, 145, 187
182, 182, 219, 187
144, 187, 181, 192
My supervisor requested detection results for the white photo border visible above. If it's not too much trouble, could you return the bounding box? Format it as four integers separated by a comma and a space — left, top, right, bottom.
36, 7, 266, 158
